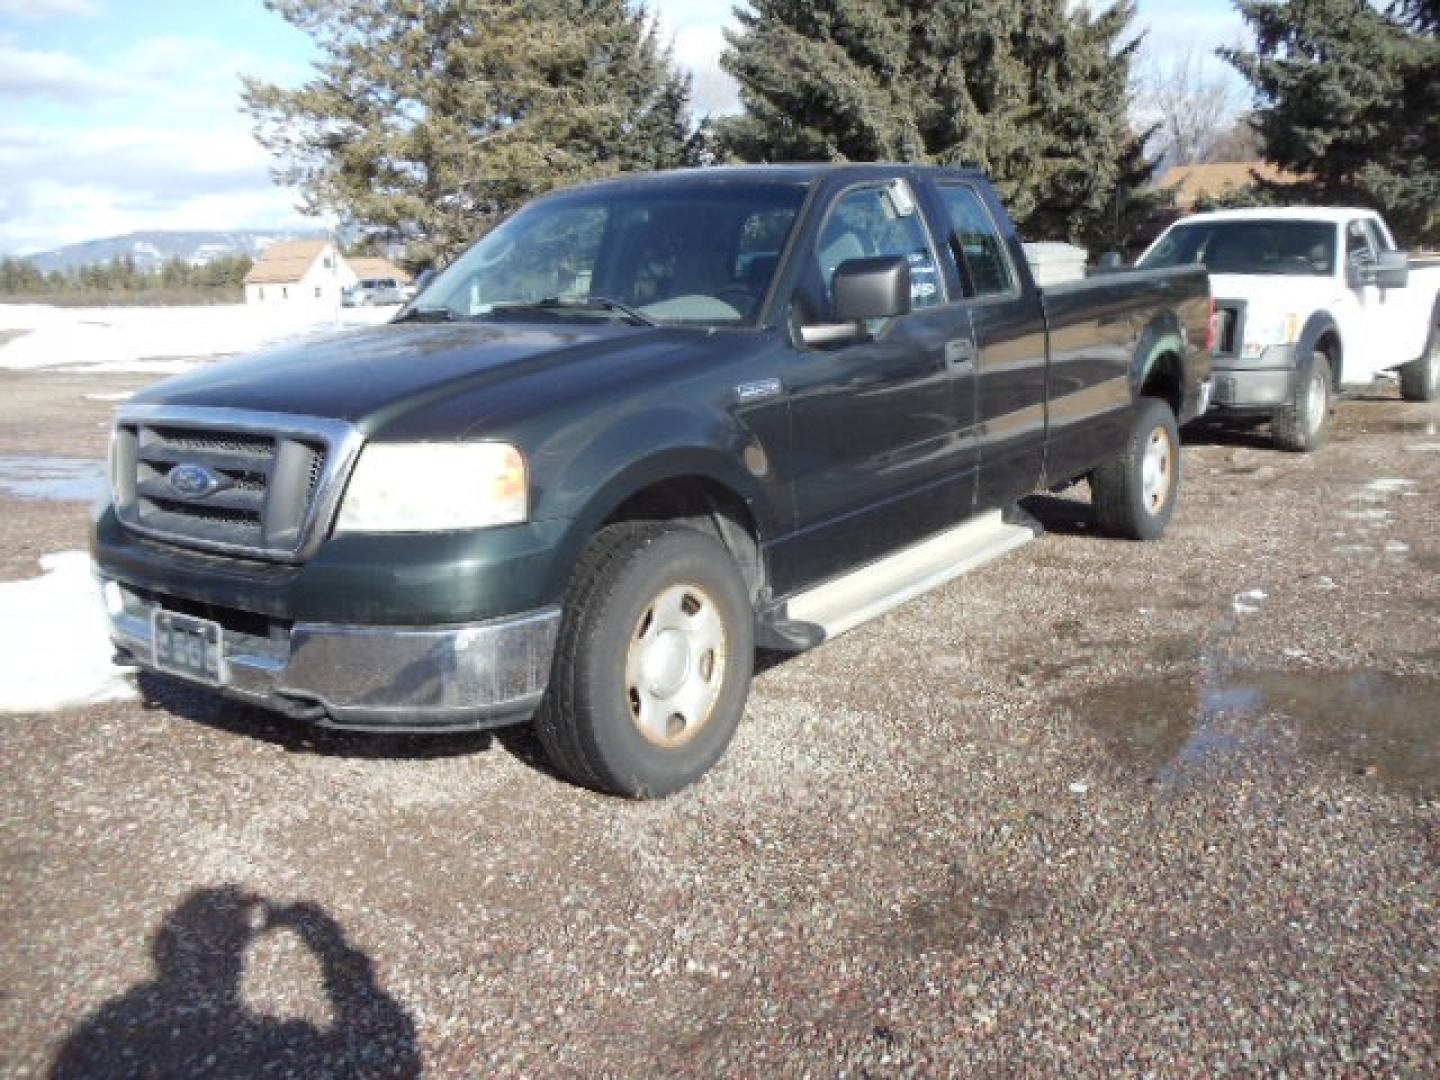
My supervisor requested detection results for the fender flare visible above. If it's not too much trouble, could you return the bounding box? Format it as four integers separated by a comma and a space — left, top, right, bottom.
538, 404, 780, 587
1129, 312, 1187, 414
1296, 311, 1342, 381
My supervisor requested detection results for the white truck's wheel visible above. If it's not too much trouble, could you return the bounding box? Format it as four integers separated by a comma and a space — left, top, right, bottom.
1399, 323, 1439, 402
1273, 350, 1332, 453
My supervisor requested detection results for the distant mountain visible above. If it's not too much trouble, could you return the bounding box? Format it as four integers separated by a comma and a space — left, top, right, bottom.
19, 230, 328, 274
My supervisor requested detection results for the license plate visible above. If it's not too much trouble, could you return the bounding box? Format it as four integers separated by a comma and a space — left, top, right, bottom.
152, 610, 226, 685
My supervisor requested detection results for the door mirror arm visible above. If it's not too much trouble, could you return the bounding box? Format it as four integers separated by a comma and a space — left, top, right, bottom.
799, 321, 867, 347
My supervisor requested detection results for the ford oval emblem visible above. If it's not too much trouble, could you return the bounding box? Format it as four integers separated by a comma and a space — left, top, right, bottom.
168, 463, 223, 499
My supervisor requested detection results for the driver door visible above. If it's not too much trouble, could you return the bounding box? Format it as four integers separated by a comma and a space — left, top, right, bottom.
1345, 218, 1399, 381
778, 179, 979, 587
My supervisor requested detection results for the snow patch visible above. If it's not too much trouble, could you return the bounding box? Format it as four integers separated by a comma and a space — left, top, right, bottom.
1361, 478, 1417, 497
1343, 507, 1391, 523
0, 456, 107, 502
0, 303, 396, 374
1232, 588, 1268, 616
0, 552, 136, 713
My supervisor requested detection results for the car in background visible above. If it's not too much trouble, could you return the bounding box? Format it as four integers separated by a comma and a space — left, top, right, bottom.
1138, 208, 1440, 451
342, 278, 406, 307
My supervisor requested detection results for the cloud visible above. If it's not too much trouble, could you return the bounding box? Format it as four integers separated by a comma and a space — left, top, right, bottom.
0, 125, 310, 254
0, 33, 301, 113
0, 38, 124, 103
0, 0, 99, 20
652, 0, 742, 116
0, 26, 322, 254
672, 24, 740, 116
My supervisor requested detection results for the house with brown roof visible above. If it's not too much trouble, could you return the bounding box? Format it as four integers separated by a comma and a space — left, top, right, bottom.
1157, 161, 1303, 210
345, 256, 412, 287
243, 238, 356, 306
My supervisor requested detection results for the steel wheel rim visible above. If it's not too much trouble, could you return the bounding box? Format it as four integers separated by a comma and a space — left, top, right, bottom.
625, 583, 727, 748
1141, 425, 1173, 515
1305, 369, 1327, 433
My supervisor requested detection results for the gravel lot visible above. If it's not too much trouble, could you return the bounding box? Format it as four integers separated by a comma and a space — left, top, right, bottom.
1, 366, 1437, 1077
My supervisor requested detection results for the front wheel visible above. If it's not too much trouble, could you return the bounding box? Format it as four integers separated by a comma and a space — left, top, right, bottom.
1272, 350, 1332, 452
534, 523, 755, 798
1398, 329, 1439, 402
1090, 396, 1181, 542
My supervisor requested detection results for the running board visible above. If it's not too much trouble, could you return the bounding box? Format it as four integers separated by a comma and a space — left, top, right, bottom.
774, 509, 1039, 644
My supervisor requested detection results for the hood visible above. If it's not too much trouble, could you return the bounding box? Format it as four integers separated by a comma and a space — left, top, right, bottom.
133, 320, 685, 430
1209, 273, 1341, 313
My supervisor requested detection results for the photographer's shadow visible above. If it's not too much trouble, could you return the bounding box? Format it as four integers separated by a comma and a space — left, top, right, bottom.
51, 885, 421, 1079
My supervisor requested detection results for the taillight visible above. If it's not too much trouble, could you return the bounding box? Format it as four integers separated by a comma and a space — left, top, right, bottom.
1205, 298, 1219, 353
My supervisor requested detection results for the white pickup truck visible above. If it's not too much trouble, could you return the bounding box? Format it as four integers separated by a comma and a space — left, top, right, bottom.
1138, 208, 1440, 450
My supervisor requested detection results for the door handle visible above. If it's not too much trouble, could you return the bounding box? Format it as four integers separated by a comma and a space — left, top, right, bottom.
945, 337, 976, 372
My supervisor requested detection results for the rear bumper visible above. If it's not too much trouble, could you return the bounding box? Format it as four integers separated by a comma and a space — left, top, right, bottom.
101, 575, 560, 732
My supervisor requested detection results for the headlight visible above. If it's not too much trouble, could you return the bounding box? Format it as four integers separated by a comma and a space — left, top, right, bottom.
334, 442, 527, 533
1241, 312, 1300, 359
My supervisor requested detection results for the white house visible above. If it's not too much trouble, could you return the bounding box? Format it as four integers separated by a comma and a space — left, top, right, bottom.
243, 239, 356, 306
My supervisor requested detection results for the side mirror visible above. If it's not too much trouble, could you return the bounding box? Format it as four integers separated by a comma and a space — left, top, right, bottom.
799, 256, 911, 347
1097, 251, 1125, 272
834, 256, 911, 322
1376, 250, 1409, 290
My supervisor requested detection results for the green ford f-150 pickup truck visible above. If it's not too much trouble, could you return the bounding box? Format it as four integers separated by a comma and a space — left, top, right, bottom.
93, 164, 1213, 796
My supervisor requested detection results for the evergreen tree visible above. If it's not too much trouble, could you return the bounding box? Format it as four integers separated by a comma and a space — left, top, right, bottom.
242, 0, 698, 267
1224, 0, 1440, 244
717, 0, 1156, 250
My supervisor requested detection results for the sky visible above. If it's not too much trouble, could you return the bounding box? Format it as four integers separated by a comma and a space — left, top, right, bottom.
0, 0, 1248, 257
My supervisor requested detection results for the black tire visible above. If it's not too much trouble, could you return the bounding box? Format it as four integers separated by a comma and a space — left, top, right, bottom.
1272, 349, 1332, 452
1090, 396, 1181, 542
1398, 324, 1439, 402
534, 523, 755, 798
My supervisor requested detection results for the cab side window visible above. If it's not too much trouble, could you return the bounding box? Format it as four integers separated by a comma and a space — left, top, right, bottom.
1346, 220, 1377, 270
815, 183, 943, 316
937, 184, 1017, 298
1360, 218, 1392, 254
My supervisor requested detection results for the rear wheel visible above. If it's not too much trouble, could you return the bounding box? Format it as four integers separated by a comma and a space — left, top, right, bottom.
1398, 328, 1439, 402
1090, 396, 1181, 542
1272, 349, 1332, 452
534, 523, 754, 798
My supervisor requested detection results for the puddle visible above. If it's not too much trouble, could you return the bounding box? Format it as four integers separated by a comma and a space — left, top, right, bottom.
0, 456, 108, 503
893, 875, 1048, 953
1069, 667, 1440, 795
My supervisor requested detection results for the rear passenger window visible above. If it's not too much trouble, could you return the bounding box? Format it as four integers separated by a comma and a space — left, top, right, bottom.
1346, 220, 1376, 269
938, 185, 1016, 298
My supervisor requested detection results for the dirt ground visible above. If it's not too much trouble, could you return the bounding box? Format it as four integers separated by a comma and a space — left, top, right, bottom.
0, 367, 1437, 1077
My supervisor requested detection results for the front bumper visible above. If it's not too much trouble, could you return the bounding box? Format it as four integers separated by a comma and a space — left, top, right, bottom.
1210, 345, 1298, 410
102, 576, 560, 732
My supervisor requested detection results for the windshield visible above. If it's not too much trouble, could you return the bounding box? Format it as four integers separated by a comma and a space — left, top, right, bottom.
1141, 220, 1337, 277
415, 180, 808, 328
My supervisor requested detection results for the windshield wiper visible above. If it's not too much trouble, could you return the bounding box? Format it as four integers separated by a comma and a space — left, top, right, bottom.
394, 306, 456, 323
491, 296, 657, 327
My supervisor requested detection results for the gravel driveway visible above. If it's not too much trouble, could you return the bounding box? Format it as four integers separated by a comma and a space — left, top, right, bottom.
1, 369, 1436, 1077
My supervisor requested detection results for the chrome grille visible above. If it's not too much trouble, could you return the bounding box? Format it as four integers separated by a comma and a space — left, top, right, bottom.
111, 406, 362, 562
